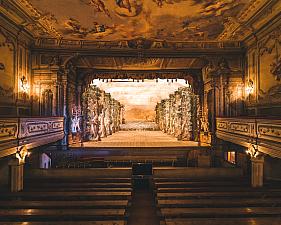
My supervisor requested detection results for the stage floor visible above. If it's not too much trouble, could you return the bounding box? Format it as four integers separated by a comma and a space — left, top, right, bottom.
71, 131, 210, 148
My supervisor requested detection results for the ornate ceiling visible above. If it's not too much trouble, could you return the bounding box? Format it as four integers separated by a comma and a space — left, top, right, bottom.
15, 0, 253, 41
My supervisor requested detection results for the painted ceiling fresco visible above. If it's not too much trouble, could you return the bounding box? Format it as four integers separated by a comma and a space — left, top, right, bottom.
27, 0, 248, 41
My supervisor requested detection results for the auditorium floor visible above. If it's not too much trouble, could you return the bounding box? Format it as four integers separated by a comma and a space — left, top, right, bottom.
71, 131, 210, 148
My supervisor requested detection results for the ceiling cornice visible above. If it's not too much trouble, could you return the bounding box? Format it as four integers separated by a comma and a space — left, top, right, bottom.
218, 0, 281, 41
15, 0, 61, 38
31, 38, 244, 56
1, 0, 61, 38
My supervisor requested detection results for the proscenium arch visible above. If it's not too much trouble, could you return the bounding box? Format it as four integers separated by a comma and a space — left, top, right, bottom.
62, 55, 206, 145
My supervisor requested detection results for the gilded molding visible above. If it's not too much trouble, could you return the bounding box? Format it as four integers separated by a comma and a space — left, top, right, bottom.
33, 38, 242, 51
17, 0, 61, 38
0, 117, 64, 158
218, 0, 278, 41
217, 117, 281, 158
19, 117, 64, 138
0, 118, 18, 143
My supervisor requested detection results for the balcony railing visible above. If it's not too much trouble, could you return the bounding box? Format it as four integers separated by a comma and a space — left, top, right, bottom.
0, 117, 64, 158
216, 117, 281, 158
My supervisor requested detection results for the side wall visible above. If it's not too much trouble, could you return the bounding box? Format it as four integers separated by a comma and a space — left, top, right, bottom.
245, 13, 281, 116
0, 15, 33, 116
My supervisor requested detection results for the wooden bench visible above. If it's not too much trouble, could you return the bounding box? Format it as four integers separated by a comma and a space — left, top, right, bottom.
25, 178, 132, 183
153, 168, 243, 180
24, 187, 133, 192
25, 182, 132, 188
156, 187, 281, 193
0, 200, 130, 209
0, 191, 132, 200
163, 217, 281, 225
106, 155, 178, 161
156, 191, 281, 199
25, 168, 132, 179
160, 207, 281, 218
0, 208, 127, 221
154, 180, 248, 187
0, 221, 126, 225
157, 198, 281, 208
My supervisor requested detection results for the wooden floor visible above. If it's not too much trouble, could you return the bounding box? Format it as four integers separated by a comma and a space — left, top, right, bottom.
71, 131, 210, 148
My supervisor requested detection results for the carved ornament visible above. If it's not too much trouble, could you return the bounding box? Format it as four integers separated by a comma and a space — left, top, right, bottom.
17, 0, 61, 38
0, 120, 18, 142
0, 63, 5, 70
19, 118, 64, 139
0, 86, 14, 98
270, 57, 281, 81
218, 0, 273, 40
258, 124, 281, 140
258, 84, 281, 104
35, 37, 241, 51
217, 117, 281, 159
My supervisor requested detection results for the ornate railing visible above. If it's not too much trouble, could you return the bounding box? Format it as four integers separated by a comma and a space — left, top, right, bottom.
216, 117, 281, 158
0, 117, 64, 158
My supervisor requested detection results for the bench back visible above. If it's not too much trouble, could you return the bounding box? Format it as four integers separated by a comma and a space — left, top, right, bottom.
153, 167, 243, 179
25, 168, 132, 179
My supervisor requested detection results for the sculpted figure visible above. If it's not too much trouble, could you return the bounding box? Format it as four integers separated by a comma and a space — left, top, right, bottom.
99, 107, 106, 138
115, 0, 142, 17
71, 116, 81, 143
105, 107, 112, 135
90, 104, 101, 141
71, 116, 81, 134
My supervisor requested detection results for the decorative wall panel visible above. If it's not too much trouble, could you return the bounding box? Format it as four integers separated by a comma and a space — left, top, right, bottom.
0, 30, 15, 101
0, 117, 64, 158
217, 117, 281, 159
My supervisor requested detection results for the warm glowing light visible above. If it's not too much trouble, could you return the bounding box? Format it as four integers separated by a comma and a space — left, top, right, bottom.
20, 75, 30, 93
246, 144, 260, 158
246, 79, 254, 95
15, 145, 28, 164
236, 84, 243, 98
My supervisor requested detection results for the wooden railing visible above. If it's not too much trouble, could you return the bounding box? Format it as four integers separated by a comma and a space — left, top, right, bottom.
0, 117, 64, 158
216, 117, 281, 158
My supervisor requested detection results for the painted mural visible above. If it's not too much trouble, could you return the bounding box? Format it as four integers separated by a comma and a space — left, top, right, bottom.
247, 25, 281, 107
26, 0, 248, 41
92, 79, 189, 121
0, 31, 14, 99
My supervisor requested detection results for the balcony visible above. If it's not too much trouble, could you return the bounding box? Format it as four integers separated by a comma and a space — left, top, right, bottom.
216, 117, 281, 158
0, 117, 64, 158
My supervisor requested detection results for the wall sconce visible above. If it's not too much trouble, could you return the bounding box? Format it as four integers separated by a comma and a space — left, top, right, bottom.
246, 144, 260, 158
16, 145, 29, 164
246, 79, 254, 95
0, 63, 5, 70
20, 75, 29, 93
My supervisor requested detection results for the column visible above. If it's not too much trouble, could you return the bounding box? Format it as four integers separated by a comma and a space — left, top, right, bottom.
251, 155, 264, 188
8, 158, 24, 192
62, 74, 69, 147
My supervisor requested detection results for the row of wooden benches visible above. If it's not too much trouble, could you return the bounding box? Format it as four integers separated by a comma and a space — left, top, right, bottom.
55, 155, 185, 168
0, 177, 133, 225
153, 178, 281, 225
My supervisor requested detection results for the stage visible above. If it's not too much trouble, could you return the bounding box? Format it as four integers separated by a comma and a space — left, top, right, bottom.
70, 131, 210, 151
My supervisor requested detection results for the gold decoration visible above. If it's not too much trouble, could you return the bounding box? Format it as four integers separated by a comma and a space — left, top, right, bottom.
16, 145, 29, 164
